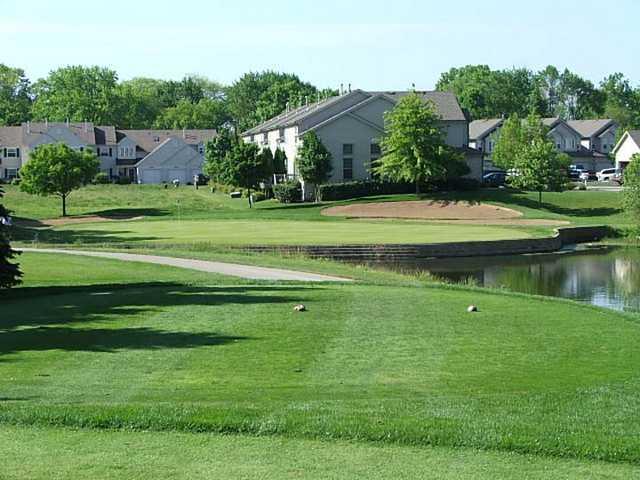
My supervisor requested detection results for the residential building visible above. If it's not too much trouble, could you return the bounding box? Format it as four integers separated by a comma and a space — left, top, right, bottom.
241, 89, 482, 197
612, 130, 640, 171
0, 122, 216, 184
469, 118, 617, 173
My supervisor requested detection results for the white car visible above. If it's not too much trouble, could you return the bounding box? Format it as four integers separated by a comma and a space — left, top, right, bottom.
596, 168, 617, 182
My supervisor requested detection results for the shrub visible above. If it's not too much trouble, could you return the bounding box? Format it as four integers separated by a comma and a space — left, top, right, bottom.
93, 172, 111, 184
117, 176, 132, 185
318, 180, 415, 201
251, 191, 267, 203
11, 178, 21, 186
273, 181, 302, 203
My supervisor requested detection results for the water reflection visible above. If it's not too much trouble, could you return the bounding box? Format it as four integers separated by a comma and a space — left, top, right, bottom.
373, 247, 640, 313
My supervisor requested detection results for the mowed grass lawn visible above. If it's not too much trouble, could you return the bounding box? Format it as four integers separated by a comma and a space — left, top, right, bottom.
3, 252, 640, 475
2, 184, 624, 247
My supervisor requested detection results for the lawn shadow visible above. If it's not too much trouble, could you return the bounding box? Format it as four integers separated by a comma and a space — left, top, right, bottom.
85, 208, 171, 219
11, 226, 161, 245
0, 283, 311, 357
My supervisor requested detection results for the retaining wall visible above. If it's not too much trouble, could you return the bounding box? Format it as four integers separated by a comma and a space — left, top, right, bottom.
242, 226, 610, 261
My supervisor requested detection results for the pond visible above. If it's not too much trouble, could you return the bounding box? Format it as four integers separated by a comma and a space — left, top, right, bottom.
369, 247, 640, 313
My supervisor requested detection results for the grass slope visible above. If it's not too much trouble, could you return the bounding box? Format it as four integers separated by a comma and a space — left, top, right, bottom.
2, 425, 638, 479
4, 184, 624, 247
3, 252, 640, 465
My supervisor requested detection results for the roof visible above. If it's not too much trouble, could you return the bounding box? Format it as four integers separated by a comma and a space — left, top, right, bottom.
567, 119, 616, 139
469, 119, 503, 140
613, 130, 640, 154
242, 90, 467, 136
95, 126, 117, 144
22, 122, 97, 145
117, 129, 216, 153
0, 126, 22, 146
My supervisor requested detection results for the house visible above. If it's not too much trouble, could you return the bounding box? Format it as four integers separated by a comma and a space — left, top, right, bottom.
612, 130, 640, 171
241, 89, 483, 197
0, 122, 216, 183
469, 117, 616, 173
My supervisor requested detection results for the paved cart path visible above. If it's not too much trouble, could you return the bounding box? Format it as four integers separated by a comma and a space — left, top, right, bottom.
19, 248, 353, 282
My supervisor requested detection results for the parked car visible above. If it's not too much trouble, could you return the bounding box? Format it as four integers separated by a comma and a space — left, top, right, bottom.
483, 171, 507, 187
568, 166, 587, 181
612, 171, 624, 185
596, 168, 618, 182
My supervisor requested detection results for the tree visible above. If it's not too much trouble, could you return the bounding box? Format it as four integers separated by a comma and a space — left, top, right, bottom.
0, 64, 32, 126
153, 98, 229, 130
374, 93, 449, 194
0, 185, 22, 290
491, 114, 524, 170
296, 131, 333, 202
600, 73, 640, 132
19, 143, 99, 216
257, 147, 274, 181
116, 77, 166, 128
226, 71, 333, 132
31, 66, 122, 125
225, 141, 266, 207
623, 155, 640, 237
273, 147, 288, 175
204, 128, 236, 184
509, 137, 570, 205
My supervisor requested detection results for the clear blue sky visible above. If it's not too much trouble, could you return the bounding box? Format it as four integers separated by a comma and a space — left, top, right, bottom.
2, 0, 639, 90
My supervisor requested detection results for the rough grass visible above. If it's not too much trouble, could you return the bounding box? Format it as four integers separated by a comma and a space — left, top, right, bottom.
3, 252, 640, 465
2, 425, 638, 479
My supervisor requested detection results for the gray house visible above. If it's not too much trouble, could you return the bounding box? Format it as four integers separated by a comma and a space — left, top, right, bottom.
0, 122, 216, 183
242, 89, 482, 197
470, 117, 616, 172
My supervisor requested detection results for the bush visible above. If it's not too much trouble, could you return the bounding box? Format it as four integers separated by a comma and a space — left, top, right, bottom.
10, 178, 20, 186
93, 172, 111, 184
318, 180, 415, 201
273, 181, 302, 203
251, 191, 267, 203
116, 176, 132, 185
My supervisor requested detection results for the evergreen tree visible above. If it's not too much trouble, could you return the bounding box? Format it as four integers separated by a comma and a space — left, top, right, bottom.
296, 132, 333, 202
623, 155, 640, 237
273, 148, 288, 175
0, 185, 21, 290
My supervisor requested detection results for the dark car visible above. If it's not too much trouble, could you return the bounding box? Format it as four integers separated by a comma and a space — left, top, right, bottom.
483, 171, 507, 187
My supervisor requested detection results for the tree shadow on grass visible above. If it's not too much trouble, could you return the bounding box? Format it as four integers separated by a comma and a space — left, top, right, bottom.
85, 207, 171, 219
11, 227, 161, 245
0, 283, 312, 357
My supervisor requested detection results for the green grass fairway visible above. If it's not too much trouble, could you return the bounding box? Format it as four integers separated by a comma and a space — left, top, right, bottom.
2, 426, 638, 480
47, 218, 532, 245
3, 252, 640, 466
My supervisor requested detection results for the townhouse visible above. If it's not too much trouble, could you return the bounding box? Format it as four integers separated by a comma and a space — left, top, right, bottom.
0, 121, 216, 184
613, 130, 640, 171
469, 117, 617, 173
242, 89, 483, 197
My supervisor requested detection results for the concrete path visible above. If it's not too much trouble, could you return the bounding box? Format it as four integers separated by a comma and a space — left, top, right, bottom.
19, 248, 352, 283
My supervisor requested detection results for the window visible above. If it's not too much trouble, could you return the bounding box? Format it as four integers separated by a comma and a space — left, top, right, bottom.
263, 133, 268, 144
370, 143, 381, 179
342, 144, 354, 180
109, 147, 113, 156
5, 168, 17, 179
5, 148, 18, 158
343, 158, 353, 180
198, 144, 205, 155
278, 128, 285, 141
153, 136, 160, 142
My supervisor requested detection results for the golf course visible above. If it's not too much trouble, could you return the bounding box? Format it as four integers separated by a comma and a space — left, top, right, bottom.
2, 184, 640, 478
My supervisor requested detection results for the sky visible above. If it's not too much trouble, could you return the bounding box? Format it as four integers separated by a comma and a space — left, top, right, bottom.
2, 0, 639, 90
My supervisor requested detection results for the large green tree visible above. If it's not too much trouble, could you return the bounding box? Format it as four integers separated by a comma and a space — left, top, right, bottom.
19, 143, 99, 216
296, 131, 333, 202
600, 73, 640, 133
0, 185, 21, 290
204, 128, 236, 185
227, 71, 334, 132
374, 93, 451, 193
31, 66, 123, 125
154, 98, 229, 130
0, 64, 32, 126
623, 155, 640, 236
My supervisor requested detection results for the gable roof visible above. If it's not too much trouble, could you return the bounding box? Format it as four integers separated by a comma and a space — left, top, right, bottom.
242, 90, 467, 137
135, 136, 204, 168
567, 119, 616, 139
612, 130, 640, 154
469, 119, 503, 140
118, 129, 216, 153
543, 118, 584, 138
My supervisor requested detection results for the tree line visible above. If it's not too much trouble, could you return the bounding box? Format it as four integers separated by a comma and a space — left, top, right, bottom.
436, 65, 640, 131
2, 63, 639, 134
0, 64, 336, 132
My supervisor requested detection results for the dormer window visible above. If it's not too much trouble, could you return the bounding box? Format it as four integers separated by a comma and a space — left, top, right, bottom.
153, 136, 160, 142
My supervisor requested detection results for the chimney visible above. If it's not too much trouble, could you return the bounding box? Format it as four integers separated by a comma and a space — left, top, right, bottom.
66, 118, 69, 127
305, 96, 309, 107
182, 127, 186, 139
44, 118, 48, 129
340, 83, 344, 95
286, 102, 290, 113
348, 83, 351, 93
26, 121, 31, 134
84, 121, 88, 133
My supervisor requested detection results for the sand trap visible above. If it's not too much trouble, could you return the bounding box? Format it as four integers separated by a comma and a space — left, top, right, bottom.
322, 201, 571, 226
322, 200, 523, 221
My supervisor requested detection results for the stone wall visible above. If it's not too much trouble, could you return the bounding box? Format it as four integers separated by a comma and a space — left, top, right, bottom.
243, 226, 610, 261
